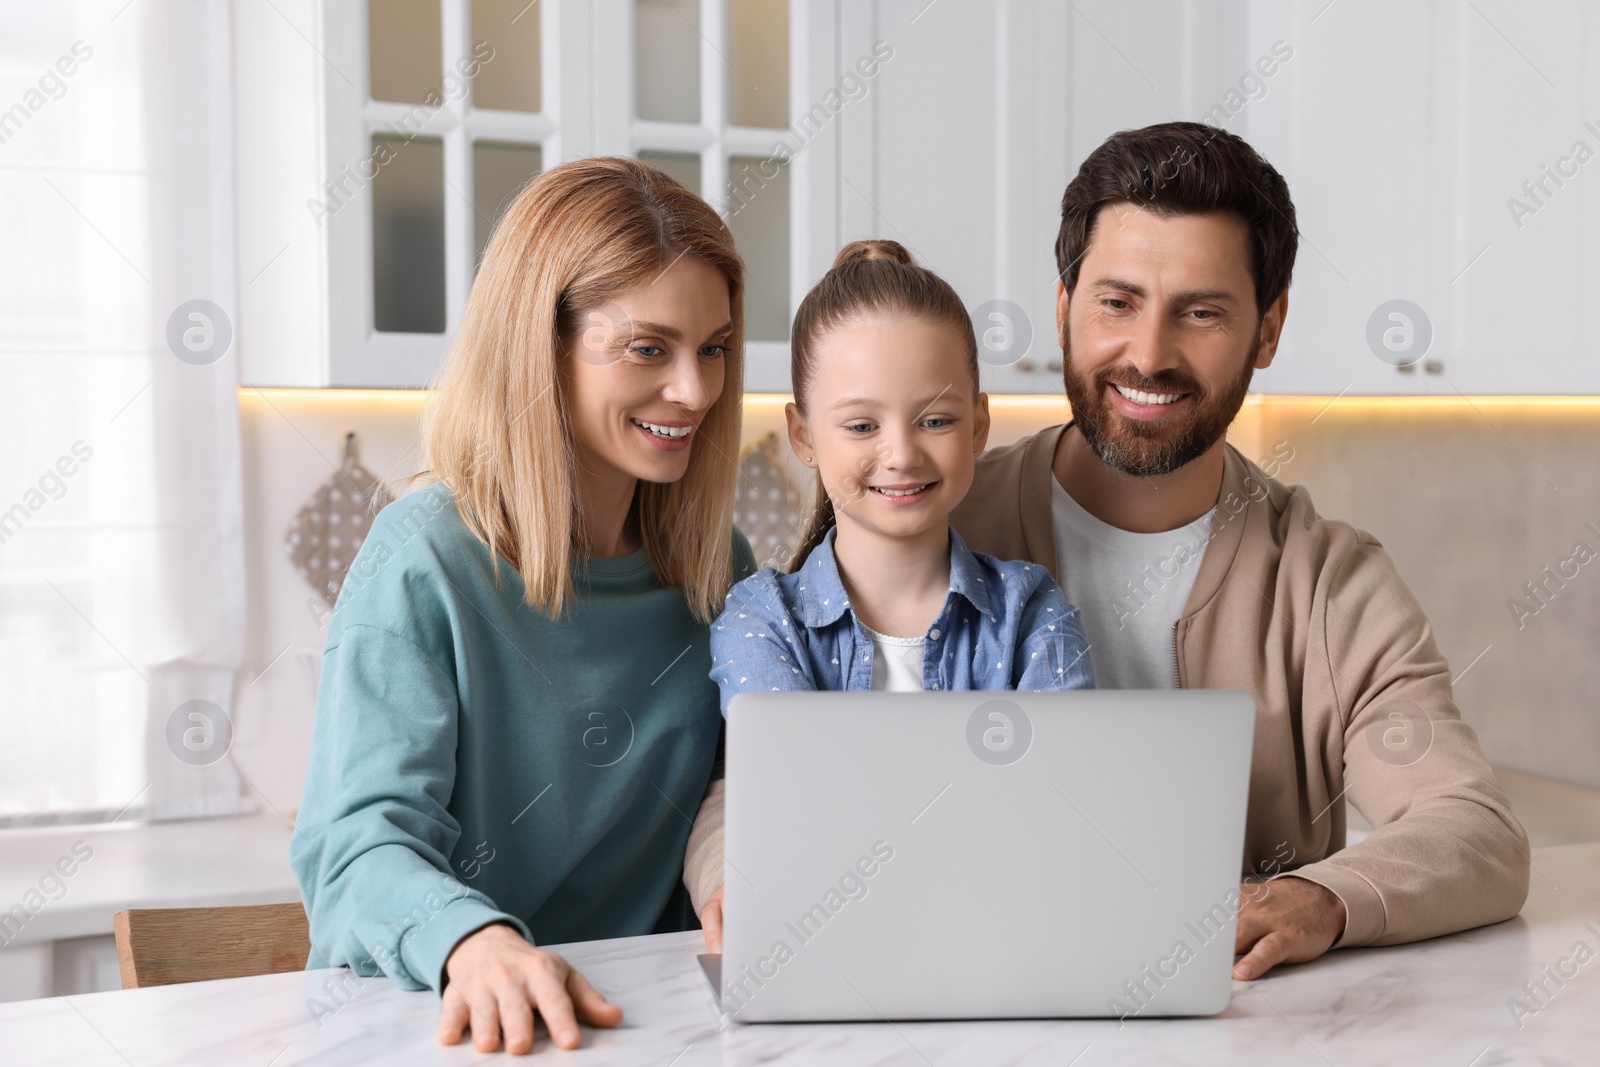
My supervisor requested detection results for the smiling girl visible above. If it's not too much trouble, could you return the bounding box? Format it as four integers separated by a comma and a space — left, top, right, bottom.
683, 239, 1095, 950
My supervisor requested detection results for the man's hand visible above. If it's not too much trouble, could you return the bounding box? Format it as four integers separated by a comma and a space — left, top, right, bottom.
439, 922, 623, 1054
1233, 875, 1346, 981
701, 885, 725, 954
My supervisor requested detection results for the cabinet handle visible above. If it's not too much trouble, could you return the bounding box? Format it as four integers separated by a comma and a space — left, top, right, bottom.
1423, 359, 1443, 374
1047, 359, 1063, 373
1016, 359, 1036, 373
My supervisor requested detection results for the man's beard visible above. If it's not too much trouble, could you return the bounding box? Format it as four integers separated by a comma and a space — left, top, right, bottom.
1061, 325, 1259, 478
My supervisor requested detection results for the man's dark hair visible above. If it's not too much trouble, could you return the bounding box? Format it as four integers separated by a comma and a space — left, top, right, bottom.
1055, 121, 1298, 316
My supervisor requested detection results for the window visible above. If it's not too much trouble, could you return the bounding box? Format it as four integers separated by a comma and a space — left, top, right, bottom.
1, 0, 247, 826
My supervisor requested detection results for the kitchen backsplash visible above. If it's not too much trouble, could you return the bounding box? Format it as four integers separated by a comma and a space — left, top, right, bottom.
235, 391, 1600, 818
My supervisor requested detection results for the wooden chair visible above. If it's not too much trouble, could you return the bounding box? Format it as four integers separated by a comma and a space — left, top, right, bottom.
113, 903, 311, 989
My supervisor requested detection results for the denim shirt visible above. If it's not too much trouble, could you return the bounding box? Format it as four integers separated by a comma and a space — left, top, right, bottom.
709, 526, 1094, 715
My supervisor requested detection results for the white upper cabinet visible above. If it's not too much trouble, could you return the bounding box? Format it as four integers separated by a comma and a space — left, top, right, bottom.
1237, 0, 1440, 396
836, 0, 1600, 396
1241, 0, 1600, 395
835, 0, 1075, 395
237, 0, 1596, 394
1441, 0, 1599, 395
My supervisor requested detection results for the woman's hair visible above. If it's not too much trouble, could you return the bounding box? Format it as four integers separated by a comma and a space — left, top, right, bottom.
785, 239, 977, 571
420, 156, 745, 622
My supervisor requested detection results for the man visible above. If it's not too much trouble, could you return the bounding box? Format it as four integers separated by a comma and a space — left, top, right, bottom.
952, 121, 1529, 981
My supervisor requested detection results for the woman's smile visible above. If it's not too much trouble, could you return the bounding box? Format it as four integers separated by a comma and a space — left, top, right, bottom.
631, 416, 697, 451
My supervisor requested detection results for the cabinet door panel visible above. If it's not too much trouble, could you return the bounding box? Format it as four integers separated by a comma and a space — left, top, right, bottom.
1447, 0, 1595, 393
847, 0, 1000, 304
1249, 0, 1598, 395
839, 1, 1204, 394
1241, 0, 1438, 395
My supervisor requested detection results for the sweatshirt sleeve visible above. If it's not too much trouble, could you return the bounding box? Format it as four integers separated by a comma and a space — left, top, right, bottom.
290, 622, 532, 992
1278, 533, 1530, 948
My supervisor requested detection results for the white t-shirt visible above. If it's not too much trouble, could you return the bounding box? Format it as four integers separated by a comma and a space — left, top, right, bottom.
1050, 477, 1215, 689
860, 624, 926, 691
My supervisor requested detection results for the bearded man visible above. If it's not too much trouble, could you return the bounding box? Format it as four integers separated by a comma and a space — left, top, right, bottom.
952, 121, 1529, 981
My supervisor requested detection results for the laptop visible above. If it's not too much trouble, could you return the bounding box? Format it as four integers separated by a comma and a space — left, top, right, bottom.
702, 689, 1256, 1023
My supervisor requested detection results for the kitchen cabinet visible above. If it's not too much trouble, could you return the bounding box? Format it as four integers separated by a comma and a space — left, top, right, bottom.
1242, 0, 1600, 395
837, 0, 1600, 396
237, 0, 1598, 394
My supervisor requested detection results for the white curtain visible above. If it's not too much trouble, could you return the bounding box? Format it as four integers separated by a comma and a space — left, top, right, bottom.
0, 0, 247, 825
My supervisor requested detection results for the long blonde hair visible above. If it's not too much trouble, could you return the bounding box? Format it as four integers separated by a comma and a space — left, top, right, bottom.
422, 157, 745, 622
786, 239, 978, 571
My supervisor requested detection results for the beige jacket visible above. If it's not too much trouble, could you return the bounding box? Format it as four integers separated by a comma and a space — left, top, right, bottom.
686, 424, 1530, 948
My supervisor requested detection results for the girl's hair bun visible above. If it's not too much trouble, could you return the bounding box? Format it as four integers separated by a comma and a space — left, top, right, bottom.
831, 239, 915, 270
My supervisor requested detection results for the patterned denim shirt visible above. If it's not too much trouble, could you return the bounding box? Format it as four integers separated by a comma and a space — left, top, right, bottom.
709, 526, 1094, 715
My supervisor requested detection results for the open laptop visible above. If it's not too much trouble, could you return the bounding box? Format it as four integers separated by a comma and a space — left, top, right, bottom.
701, 690, 1255, 1022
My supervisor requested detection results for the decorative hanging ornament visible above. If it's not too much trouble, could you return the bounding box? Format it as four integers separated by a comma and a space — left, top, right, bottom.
736, 431, 804, 570
285, 432, 394, 606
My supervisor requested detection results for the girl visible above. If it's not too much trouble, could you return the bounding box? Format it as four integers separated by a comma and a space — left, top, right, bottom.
292, 158, 755, 1055
685, 239, 1095, 951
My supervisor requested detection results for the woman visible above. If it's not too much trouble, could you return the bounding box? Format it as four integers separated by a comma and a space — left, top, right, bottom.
291, 158, 754, 1055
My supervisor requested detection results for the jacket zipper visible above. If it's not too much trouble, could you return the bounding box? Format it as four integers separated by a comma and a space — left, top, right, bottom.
1171, 622, 1182, 689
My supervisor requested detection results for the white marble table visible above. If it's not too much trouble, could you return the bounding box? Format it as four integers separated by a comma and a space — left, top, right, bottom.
5, 842, 1598, 1066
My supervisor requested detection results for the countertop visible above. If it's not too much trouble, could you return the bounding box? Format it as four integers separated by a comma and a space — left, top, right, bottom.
0, 810, 300, 946
4, 842, 1598, 1065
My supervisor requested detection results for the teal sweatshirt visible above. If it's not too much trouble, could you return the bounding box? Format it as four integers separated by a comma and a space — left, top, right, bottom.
290, 482, 755, 992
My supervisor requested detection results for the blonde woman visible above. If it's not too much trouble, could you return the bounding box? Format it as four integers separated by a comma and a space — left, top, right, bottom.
291, 158, 754, 1055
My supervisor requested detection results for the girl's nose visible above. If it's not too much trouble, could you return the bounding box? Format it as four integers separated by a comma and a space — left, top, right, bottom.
881, 431, 924, 471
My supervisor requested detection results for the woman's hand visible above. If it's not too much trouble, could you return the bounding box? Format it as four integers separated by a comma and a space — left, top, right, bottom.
439, 922, 623, 1053
700, 885, 725, 953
